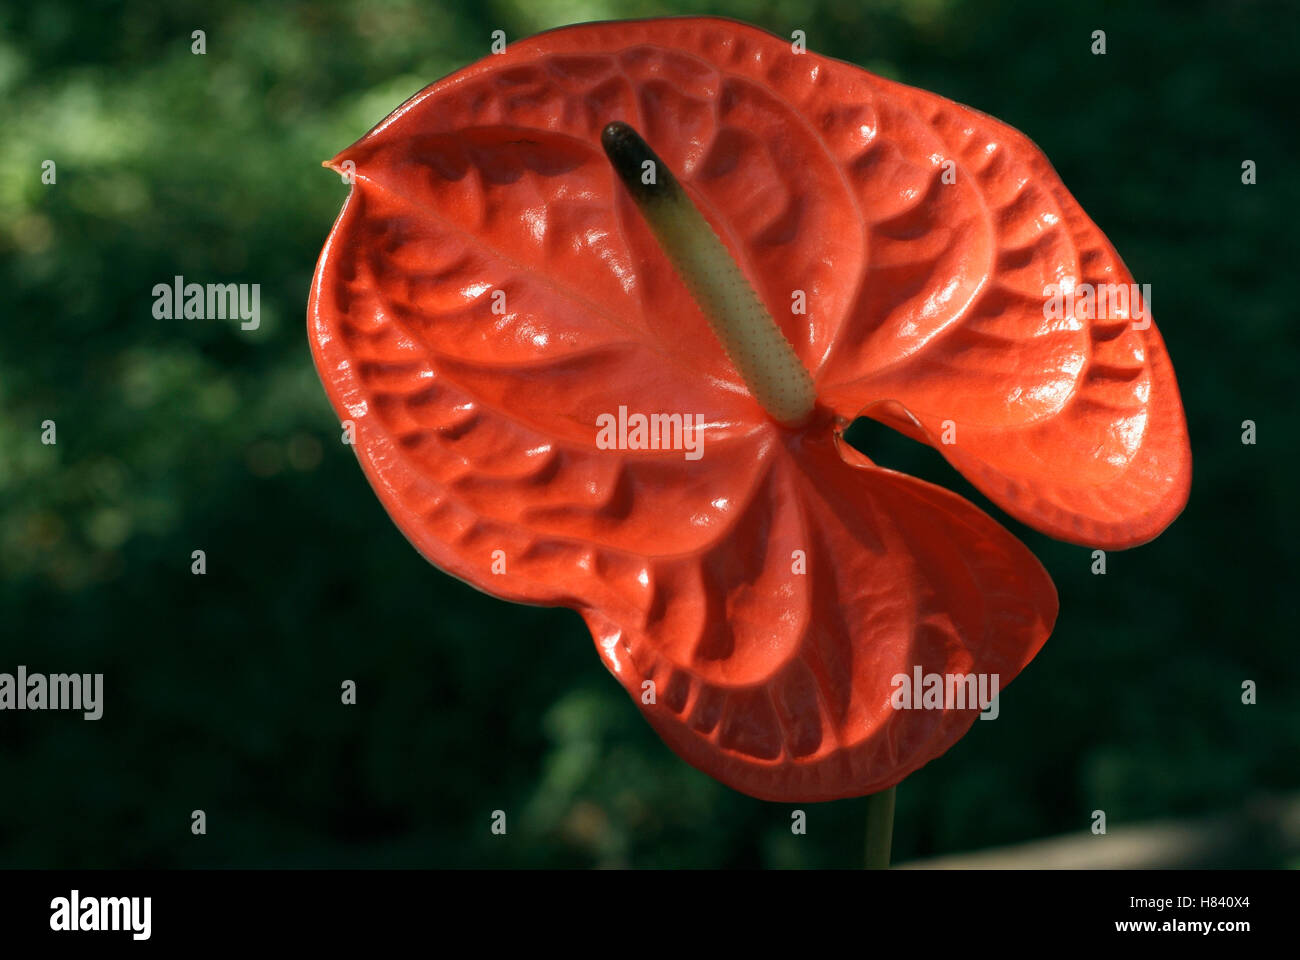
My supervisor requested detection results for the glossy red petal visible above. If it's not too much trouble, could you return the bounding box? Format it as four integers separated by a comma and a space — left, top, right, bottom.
305, 17, 1125, 800
323, 16, 1191, 549
586, 431, 1056, 802
814, 99, 1192, 548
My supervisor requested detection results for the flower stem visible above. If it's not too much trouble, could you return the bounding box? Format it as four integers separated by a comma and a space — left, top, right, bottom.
864, 786, 896, 869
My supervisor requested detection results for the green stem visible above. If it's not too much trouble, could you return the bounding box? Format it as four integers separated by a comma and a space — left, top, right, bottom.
864, 786, 896, 869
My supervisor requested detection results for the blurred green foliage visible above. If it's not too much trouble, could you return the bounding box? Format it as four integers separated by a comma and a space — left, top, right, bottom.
0, 0, 1296, 867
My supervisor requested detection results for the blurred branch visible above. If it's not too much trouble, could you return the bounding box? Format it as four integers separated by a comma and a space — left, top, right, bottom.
899, 793, 1300, 869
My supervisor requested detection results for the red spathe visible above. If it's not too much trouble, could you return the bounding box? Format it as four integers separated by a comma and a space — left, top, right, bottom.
307, 17, 1189, 801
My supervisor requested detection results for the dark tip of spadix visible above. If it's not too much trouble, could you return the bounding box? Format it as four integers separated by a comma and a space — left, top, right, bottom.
601, 121, 675, 201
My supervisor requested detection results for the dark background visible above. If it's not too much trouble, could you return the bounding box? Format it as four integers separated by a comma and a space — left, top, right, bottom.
1, 0, 1295, 868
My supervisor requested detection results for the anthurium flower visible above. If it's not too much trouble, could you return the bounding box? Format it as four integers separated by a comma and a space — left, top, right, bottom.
307, 17, 1190, 802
